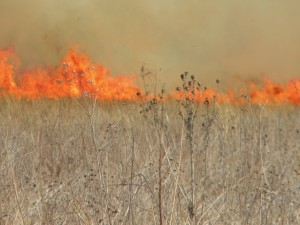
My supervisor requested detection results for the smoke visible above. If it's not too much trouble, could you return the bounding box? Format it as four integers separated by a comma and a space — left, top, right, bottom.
1, 0, 300, 89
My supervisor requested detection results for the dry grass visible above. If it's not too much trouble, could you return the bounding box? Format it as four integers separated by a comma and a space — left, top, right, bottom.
0, 97, 299, 224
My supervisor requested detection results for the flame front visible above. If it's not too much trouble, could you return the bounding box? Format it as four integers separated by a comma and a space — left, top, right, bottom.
0, 48, 140, 101
247, 78, 300, 105
0, 47, 299, 105
172, 78, 300, 105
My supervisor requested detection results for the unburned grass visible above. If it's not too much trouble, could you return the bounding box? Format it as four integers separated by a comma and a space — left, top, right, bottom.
0, 98, 299, 224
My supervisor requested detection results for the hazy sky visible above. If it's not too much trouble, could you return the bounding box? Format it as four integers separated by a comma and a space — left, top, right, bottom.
1, 0, 300, 88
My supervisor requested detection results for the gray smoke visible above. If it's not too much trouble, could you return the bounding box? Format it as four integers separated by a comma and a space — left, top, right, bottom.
1, 0, 300, 89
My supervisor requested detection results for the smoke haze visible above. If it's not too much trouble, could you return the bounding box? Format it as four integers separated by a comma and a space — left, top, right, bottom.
1, 0, 300, 88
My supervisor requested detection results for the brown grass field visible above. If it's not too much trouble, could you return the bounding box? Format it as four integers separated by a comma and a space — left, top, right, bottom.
0, 96, 299, 224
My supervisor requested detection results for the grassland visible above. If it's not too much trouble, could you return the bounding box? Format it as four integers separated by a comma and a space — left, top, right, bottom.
0, 97, 299, 225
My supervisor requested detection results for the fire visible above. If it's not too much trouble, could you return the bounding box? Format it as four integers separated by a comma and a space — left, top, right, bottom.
246, 77, 300, 105
0, 48, 140, 100
0, 48, 18, 92
0, 47, 299, 105
172, 78, 300, 105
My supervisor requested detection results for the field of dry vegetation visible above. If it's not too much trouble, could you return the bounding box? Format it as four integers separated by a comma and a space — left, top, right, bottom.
0, 94, 299, 224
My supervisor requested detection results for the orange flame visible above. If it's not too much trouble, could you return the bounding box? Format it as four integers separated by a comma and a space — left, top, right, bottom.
0, 48, 140, 100
246, 77, 300, 105
171, 78, 300, 105
0, 48, 18, 92
0, 47, 299, 105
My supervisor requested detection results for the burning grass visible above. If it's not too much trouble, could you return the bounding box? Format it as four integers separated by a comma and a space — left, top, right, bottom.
0, 97, 299, 224
0, 47, 300, 105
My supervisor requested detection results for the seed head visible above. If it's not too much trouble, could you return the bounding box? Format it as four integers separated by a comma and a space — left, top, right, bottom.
63, 62, 70, 67
205, 98, 209, 106
82, 91, 88, 97
151, 98, 157, 104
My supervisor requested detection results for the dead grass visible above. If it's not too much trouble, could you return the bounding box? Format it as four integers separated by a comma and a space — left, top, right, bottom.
0, 97, 299, 224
